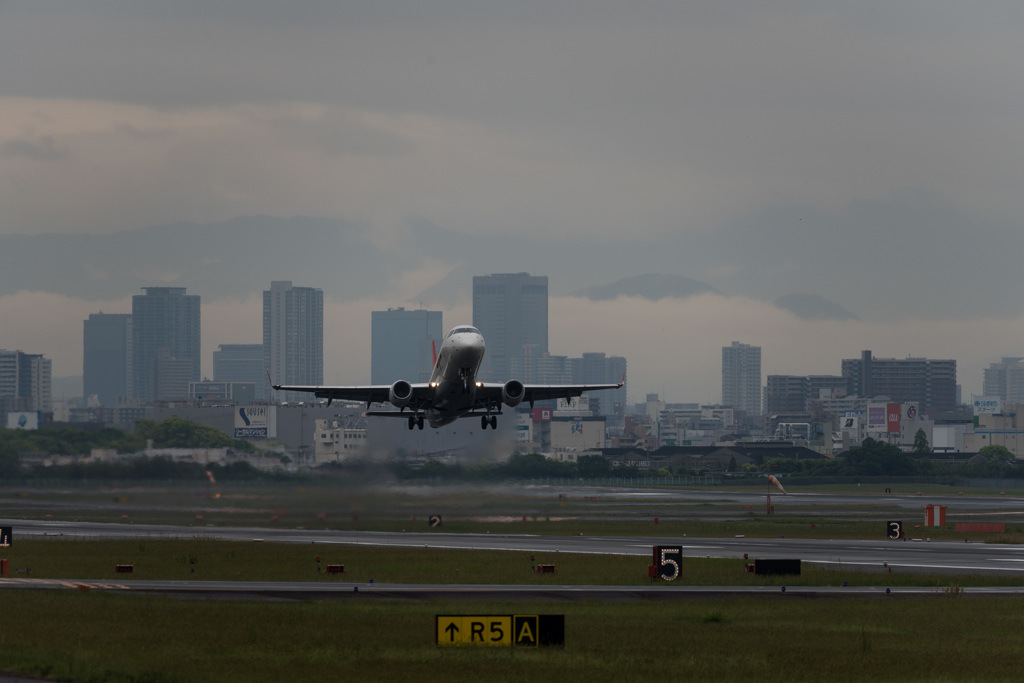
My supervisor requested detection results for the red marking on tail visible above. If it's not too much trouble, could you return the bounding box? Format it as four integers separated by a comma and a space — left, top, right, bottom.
432, 339, 438, 366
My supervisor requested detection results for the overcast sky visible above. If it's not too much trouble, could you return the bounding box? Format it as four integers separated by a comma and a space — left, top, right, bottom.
2, 1, 1024, 403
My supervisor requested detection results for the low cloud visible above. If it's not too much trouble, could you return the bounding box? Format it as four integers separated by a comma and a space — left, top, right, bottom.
1, 135, 68, 161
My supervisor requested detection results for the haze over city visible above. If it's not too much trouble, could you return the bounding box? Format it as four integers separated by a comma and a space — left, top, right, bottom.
3, 2, 1024, 401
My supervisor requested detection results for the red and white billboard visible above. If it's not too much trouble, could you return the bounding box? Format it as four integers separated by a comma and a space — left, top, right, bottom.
887, 403, 901, 434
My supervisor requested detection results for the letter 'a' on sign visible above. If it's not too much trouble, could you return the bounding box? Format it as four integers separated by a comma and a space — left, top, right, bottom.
653, 545, 683, 581
514, 615, 538, 647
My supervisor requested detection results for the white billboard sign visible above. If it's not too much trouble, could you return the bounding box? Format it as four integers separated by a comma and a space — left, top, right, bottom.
234, 405, 276, 439
972, 396, 1002, 415
556, 395, 590, 412
6, 411, 39, 430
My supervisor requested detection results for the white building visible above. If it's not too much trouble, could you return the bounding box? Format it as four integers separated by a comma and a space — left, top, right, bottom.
314, 418, 368, 463
963, 404, 1024, 457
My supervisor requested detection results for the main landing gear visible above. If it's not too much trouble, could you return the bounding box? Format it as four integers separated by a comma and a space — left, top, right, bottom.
481, 415, 498, 430
407, 415, 424, 430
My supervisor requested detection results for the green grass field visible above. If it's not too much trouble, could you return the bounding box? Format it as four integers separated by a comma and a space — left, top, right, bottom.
3, 590, 1024, 682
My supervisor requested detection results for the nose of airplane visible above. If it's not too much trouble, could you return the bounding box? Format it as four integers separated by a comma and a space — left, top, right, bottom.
453, 331, 483, 351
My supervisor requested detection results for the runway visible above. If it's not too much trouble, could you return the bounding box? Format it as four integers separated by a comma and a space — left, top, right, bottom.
6, 575, 1024, 600
8, 517, 1024, 573
6, 518, 1024, 593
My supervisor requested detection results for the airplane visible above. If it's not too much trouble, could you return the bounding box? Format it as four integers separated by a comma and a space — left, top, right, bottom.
271, 325, 623, 430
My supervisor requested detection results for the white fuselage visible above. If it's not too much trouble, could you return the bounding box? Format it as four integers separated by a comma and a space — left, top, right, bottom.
424, 326, 486, 427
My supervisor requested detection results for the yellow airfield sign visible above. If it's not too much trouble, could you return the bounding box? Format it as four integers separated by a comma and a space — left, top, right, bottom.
436, 616, 513, 647
435, 614, 563, 647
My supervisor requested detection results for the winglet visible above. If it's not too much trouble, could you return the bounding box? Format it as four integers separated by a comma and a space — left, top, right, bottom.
266, 371, 279, 391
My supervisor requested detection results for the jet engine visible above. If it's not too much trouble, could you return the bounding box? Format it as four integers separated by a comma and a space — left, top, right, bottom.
502, 380, 526, 407
389, 380, 413, 408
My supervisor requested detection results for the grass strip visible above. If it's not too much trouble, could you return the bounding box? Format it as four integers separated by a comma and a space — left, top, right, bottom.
3, 538, 1024, 588
2, 591, 1024, 682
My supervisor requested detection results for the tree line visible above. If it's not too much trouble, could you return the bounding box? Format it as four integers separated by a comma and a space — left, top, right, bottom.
2, 420, 1021, 483
0, 417, 255, 457
390, 440, 1024, 482
0, 418, 262, 481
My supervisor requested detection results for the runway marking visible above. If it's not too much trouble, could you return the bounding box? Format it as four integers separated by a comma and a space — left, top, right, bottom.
804, 560, 1024, 573
0, 578, 131, 590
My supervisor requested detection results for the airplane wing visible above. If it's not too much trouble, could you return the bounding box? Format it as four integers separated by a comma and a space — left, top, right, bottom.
477, 381, 623, 407
270, 382, 432, 408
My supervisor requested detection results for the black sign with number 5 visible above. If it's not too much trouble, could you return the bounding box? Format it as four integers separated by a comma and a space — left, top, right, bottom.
653, 545, 682, 581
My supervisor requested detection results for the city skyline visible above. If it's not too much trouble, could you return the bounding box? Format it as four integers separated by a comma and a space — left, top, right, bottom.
7, 235, 1014, 406
44, 270, 995, 413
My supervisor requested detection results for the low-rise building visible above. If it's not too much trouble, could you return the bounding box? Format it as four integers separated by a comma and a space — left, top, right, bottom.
963, 404, 1024, 457
314, 417, 368, 463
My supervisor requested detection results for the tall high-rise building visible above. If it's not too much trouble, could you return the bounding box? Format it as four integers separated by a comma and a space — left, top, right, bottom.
722, 341, 762, 416
132, 287, 200, 403
472, 273, 548, 381
0, 350, 52, 413
264, 281, 323, 402
152, 348, 193, 401
765, 374, 846, 415
841, 350, 956, 415
983, 357, 1024, 404
371, 308, 443, 384
83, 313, 132, 406
570, 352, 627, 416
214, 344, 265, 399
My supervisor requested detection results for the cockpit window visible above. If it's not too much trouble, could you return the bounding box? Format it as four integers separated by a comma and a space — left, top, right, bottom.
446, 326, 479, 338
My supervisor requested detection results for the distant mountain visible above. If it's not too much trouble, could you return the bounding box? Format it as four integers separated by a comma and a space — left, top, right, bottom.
569, 274, 718, 301
774, 293, 858, 321
0, 216, 860, 322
